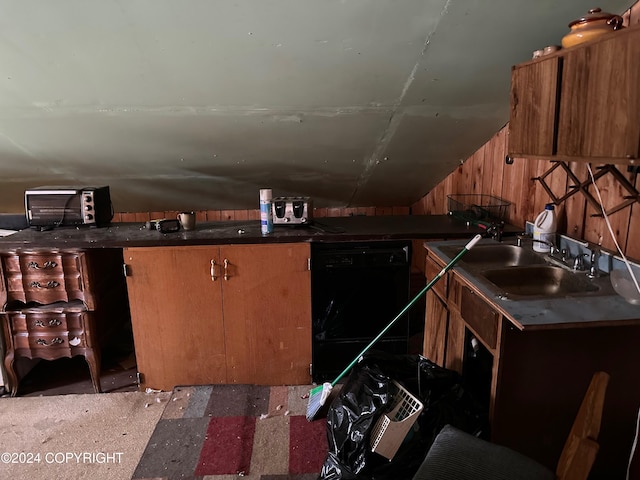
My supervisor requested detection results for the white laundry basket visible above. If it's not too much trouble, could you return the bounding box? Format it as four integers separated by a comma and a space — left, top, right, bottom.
370, 380, 424, 460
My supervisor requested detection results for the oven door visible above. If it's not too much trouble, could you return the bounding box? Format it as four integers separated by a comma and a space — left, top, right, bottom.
311, 241, 411, 383
25, 191, 84, 227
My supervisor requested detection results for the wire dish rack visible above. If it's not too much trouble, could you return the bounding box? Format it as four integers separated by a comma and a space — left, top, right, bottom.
370, 380, 424, 461
447, 194, 511, 223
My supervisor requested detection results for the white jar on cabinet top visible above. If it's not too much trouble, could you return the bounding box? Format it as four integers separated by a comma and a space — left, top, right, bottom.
533, 203, 557, 253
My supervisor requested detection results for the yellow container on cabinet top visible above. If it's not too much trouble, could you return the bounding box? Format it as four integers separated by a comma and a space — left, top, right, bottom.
561, 7, 624, 48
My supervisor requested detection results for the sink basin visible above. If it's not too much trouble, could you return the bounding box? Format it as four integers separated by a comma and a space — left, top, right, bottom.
435, 242, 614, 299
482, 265, 600, 298
440, 244, 547, 268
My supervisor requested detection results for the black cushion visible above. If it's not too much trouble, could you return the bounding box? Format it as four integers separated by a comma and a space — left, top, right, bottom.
0, 214, 28, 231
413, 425, 556, 480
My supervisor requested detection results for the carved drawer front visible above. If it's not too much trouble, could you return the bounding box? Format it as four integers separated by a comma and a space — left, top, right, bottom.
12, 330, 87, 357
7, 308, 88, 357
13, 331, 87, 349
2, 253, 85, 305
9, 311, 82, 335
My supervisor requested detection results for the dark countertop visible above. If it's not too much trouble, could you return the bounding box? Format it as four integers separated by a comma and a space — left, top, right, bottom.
425, 238, 640, 330
0, 215, 519, 250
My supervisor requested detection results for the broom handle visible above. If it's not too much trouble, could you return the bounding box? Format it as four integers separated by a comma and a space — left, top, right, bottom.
330, 234, 483, 387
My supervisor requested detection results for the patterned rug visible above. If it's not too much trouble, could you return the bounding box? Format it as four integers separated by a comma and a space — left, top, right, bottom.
132, 384, 328, 480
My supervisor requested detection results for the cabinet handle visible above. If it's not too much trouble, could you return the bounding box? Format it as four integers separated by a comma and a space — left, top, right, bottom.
34, 319, 62, 327
27, 261, 58, 270
223, 258, 230, 281
29, 280, 60, 289
36, 337, 64, 346
210, 259, 218, 282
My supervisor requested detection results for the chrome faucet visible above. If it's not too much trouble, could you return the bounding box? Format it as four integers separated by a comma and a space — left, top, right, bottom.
537, 239, 559, 256
486, 222, 504, 242
516, 234, 559, 257
588, 249, 601, 278
573, 253, 588, 272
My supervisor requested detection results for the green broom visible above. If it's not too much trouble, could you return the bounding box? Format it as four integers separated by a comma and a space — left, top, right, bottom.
305, 234, 483, 421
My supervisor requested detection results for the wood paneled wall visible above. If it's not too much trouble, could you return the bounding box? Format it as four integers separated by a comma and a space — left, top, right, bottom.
411, 123, 640, 261
412, 3, 640, 262
114, 205, 410, 224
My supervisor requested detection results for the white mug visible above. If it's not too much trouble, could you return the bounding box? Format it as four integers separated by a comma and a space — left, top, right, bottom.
177, 211, 196, 230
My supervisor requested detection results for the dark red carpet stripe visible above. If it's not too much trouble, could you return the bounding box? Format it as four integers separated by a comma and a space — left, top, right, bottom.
289, 416, 328, 474
195, 416, 257, 475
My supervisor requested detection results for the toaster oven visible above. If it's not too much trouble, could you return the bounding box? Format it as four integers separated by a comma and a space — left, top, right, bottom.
25, 186, 114, 229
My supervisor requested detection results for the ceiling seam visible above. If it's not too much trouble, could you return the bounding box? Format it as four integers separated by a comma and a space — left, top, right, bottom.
346, 0, 452, 207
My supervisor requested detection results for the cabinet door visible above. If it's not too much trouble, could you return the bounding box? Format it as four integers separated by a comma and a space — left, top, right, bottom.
221, 243, 312, 385
425, 254, 448, 301
423, 290, 448, 366
557, 28, 640, 160
124, 246, 227, 391
444, 309, 465, 374
508, 56, 561, 157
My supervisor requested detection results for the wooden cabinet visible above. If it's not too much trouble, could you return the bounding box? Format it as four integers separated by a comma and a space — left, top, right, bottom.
423, 289, 447, 366
509, 56, 560, 157
557, 27, 640, 160
423, 251, 500, 374
509, 25, 640, 163
423, 253, 449, 365
0, 249, 128, 396
124, 242, 312, 391
123, 245, 227, 390
423, 244, 640, 478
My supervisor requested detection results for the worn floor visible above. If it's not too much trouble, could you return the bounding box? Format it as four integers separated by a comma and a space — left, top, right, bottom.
14, 349, 139, 397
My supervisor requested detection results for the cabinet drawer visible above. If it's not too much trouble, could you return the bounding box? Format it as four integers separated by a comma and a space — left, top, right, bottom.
3, 254, 69, 276
2, 253, 85, 305
460, 285, 498, 349
8, 311, 83, 335
12, 330, 87, 353
4, 275, 82, 305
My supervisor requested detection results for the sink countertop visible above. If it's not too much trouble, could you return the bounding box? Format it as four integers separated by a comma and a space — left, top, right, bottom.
0, 215, 518, 250
425, 238, 640, 330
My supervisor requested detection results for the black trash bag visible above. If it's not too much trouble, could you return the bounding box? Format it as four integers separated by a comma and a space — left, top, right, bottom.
319, 352, 488, 480
319, 357, 392, 480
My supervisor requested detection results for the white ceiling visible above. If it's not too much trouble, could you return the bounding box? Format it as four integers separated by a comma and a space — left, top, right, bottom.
0, 0, 633, 212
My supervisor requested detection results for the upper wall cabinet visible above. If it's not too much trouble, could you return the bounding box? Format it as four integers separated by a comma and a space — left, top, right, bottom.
509, 56, 561, 157
509, 25, 640, 164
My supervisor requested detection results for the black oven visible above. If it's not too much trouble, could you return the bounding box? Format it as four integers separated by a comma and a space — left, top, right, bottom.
311, 241, 411, 383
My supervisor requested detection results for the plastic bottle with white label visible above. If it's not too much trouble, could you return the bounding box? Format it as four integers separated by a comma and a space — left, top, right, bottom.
260, 188, 273, 235
533, 203, 557, 253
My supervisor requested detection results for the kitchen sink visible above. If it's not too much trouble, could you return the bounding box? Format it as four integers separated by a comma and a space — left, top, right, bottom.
440, 244, 547, 268
481, 265, 600, 298
435, 241, 616, 300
